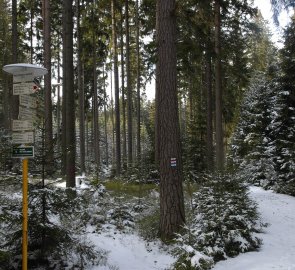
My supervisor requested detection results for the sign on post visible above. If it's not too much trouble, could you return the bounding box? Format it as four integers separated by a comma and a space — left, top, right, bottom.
13, 73, 35, 83
3, 63, 47, 270
18, 106, 36, 120
20, 95, 37, 108
12, 131, 34, 144
12, 120, 33, 131
13, 82, 38, 95
12, 146, 34, 158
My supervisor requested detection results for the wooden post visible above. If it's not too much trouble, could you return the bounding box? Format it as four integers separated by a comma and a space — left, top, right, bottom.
22, 158, 28, 270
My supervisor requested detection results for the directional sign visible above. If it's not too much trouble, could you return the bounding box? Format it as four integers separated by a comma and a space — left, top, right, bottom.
12, 146, 34, 158
20, 95, 37, 108
18, 106, 36, 120
12, 131, 34, 144
13, 73, 35, 83
13, 82, 38, 95
12, 120, 33, 131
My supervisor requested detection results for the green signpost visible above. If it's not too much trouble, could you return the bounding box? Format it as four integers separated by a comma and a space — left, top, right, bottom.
12, 146, 34, 158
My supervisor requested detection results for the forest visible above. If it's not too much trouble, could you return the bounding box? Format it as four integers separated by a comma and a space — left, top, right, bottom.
0, 0, 295, 269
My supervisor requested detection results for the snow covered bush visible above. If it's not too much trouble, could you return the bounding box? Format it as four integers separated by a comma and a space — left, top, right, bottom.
173, 174, 262, 269
0, 182, 109, 269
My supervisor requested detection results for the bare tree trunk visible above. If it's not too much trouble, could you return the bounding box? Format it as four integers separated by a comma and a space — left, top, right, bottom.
110, 74, 115, 169
125, 0, 133, 167
103, 65, 109, 167
30, 1, 34, 63
56, 52, 61, 164
112, 0, 121, 175
42, 0, 53, 176
77, 0, 86, 174
12, 0, 17, 64
205, 44, 214, 170
136, 0, 141, 162
93, 30, 100, 176
120, 5, 127, 170
214, 0, 224, 171
11, 0, 18, 122
156, 0, 185, 240
63, 0, 75, 187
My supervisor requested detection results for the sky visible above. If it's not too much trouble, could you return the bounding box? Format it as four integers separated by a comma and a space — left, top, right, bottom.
254, 0, 291, 46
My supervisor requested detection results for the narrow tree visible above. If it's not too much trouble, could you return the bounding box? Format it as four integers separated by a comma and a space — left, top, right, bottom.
136, 0, 141, 161
112, 0, 121, 175
156, 0, 185, 240
62, 0, 75, 187
92, 3, 100, 176
77, 0, 86, 174
214, 0, 224, 170
42, 0, 54, 175
125, 0, 133, 166
120, 5, 127, 169
205, 42, 214, 170
11, 0, 18, 122
103, 65, 109, 167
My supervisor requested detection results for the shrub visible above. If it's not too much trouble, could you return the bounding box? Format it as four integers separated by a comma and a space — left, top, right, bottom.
173, 174, 262, 269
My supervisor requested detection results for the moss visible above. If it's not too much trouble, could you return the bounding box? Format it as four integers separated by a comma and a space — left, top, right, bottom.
104, 180, 157, 197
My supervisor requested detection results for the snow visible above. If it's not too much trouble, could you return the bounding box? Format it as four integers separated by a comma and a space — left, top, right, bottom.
214, 186, 295, 270
87, 228, 175, 270
82, 186, 295, 270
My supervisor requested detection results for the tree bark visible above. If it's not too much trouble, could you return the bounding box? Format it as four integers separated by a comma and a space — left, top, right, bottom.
77, 0, 86, 174
91, 3, 100, 176
136, 0, 141, 162
205, 44, 214, 170
103, 65, 109, 167
63, 0, 75, 187
156, 0, 185, 240
112, 0, 121, 175
42, 0, 54, 176
214, 0, 224, 171
11, 0, 18, 122
120, 6, 127, 169
125, 0, 133, 167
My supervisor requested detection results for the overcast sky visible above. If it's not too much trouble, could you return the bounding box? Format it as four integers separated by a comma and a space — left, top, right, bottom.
254, 0, 291, 46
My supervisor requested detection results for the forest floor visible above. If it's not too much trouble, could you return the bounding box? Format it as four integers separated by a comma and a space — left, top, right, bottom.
213, 186, 295, 270
76, 182, 295, 270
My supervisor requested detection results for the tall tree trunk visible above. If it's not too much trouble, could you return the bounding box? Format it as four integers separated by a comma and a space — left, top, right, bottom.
156, 0, 185, 240
11, 0, 18, 122
125, 0, 133, 166
112, 0, 121, 175
30, 1, 34, 63
42, 0, 53, 176
110, 74, 115, 168
12, 0, 17, 64
136, 0, 141, 162
56, 53, 61, 161
103, 65, 109, 167
120, 5, 127, 170
77, 0, 86, 174
214, 0, 224, 171
63, 0, 75, 187
91, 2, 100, 176
92, 11, 100, 177
205, 45, 214, 170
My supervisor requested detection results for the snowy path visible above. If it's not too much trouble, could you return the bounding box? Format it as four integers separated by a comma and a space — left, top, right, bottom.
87, 229, 175, 270
214, 186, 295, 270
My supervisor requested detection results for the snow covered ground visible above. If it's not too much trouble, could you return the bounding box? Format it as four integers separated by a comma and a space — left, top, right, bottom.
214, 186, 295, 270
87, 229, 175, 270
82, 186, 295, 270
